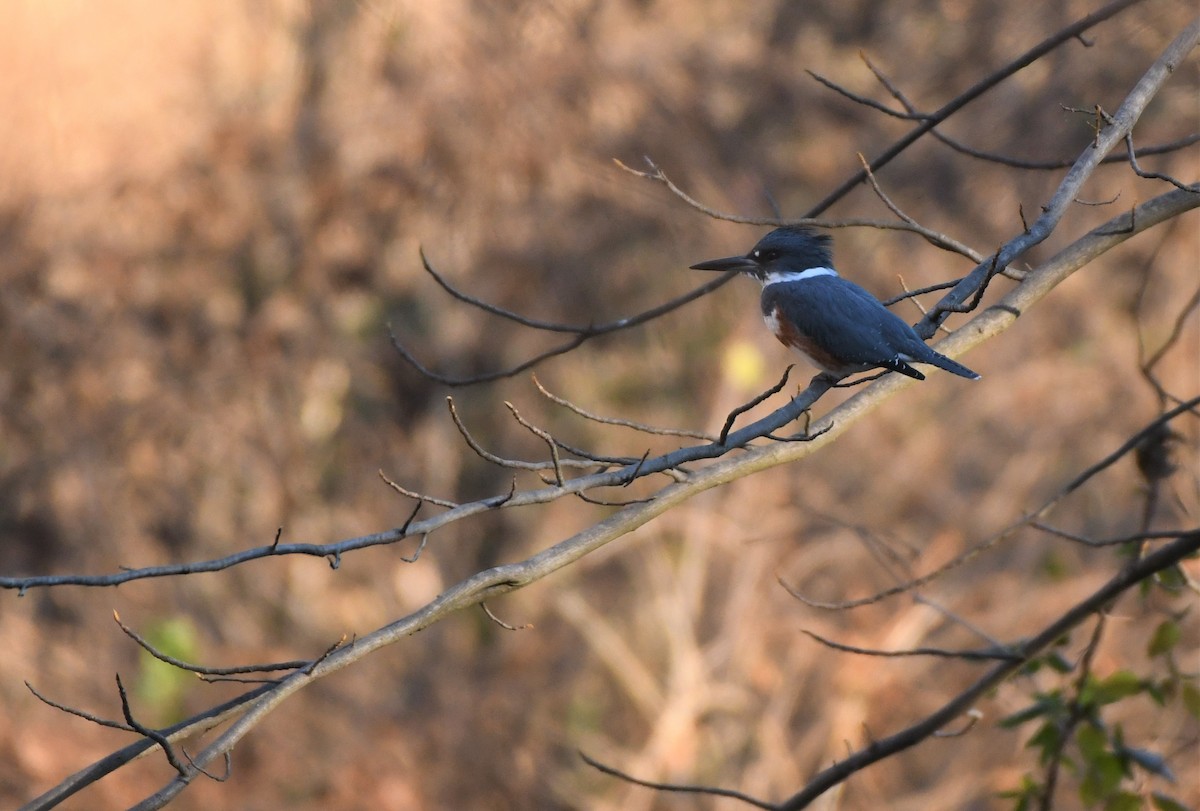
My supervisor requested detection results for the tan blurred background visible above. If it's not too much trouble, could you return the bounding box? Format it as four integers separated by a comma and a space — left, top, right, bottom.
0, 1, 1196, 808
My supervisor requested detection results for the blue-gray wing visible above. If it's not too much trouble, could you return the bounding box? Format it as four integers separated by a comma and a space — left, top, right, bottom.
761, 277, 925, 367
761, 277, 980, 380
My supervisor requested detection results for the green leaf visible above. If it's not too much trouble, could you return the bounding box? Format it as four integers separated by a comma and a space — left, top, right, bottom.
1147, 620, 1181, 657
1084, 671, 1144, 706
1154, 564, 1187, 590
135, 617, 200, 725
1103, 792, 1142, 811
1151, 792, 1191, 811
1045, 652, 1074, 674
997, 774, 1041, 811
1001, 703, 1050, 729
1027, 722, 1063, 765
1182, 682, 1200, 720
1145, 678, 1168, 707
1001, 693, 1064, 728
1076, 723, 1109, 761
1080, 752, 1125, 807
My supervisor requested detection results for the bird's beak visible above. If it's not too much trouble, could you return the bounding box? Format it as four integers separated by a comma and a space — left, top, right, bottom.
689, 255, 757, 273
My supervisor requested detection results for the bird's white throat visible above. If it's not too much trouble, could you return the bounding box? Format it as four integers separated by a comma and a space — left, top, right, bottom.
760, 266, 838, 287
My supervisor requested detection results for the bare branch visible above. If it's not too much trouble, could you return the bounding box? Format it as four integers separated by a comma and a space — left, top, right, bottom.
1031, 522, 1198, 548
806, 0, 1149, 217
504, 401, 566, 485
1142, 283, 1200, 377
28, 182, 1199, 809
578, 750, 776, 811
856, 52, 1200, 172
388, 260, 740, 385
533, 374, 716, 441
481, 602, 532, 631
1124, 131, 1200, 192
113, 612, 307, 676
854, 153, 988, 264
806, 67, 926, 120
781, 396, 1200, 610
377, 470, 459, 509
6, 188, 1197, 597
801, 629, 1021, 662
25, 682, 133, 732
718, 365, 798, 445
446, 396, 596, 472
925, 18, 1200, 332
774, 533, 1200, 811
115, 675, 187, 778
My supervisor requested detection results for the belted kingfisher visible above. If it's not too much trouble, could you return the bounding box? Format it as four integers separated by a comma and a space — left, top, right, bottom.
691, 227, 980, 381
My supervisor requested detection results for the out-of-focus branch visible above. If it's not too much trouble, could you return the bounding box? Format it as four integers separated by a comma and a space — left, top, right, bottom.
616, 156, 987, 259
770, 532, 1200, 811
805, 0, 1149, 217
389, 251, 740, 386
584, 533, 1200, 809
829, 53, 1200, 172
781, 394, 1200, 610
924, 17, 1200, 330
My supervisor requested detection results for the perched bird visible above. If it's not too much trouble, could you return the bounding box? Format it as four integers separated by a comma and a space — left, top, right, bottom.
691, 226, 980, 381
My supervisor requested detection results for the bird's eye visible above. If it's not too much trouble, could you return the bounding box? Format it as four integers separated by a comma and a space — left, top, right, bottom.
761, 249, 779, 261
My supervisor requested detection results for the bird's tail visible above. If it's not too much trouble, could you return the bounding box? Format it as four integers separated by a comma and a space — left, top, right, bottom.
928, 350, 980, 380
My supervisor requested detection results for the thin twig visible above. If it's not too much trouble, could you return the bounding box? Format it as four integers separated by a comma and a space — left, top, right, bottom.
116, 675, 188, 777
1031, 522, 1198, 548
377, 470, 459, 509
718, 365, 797, 445
802, 630, 1021, 661
114, 612, 309, 676
1124, 132, 1200, 192
25, 682, 133, 732
481, 602, 532, 631
533, 375, 715, 441
780, 398, 1200, 609
389, 259, 739, 386
578, 751, 776, 810
505, 401, 567, 486
805, 0, 1148, 217
447, 396, 597, 472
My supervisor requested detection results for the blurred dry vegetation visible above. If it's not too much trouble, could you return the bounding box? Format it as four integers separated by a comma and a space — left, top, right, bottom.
0, 0, 1197, 809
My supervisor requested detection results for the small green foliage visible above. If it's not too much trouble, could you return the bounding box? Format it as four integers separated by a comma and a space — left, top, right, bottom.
997, 774, 1042, 811
1153, 564, 1188, 591
1151, 792, 1192, 811
1102, 791, 1143, 811
1182, 682, 1200, 719
1000, 638, 1197, 811
135, 617, 200, 725
1146, 620, 1181, 658
1027, 721, 1066, 767
1000, 692, 1064, 728
1040, 550, 1071, 581
1079, 670, 1143, 707
1044, 651, 1075, 674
